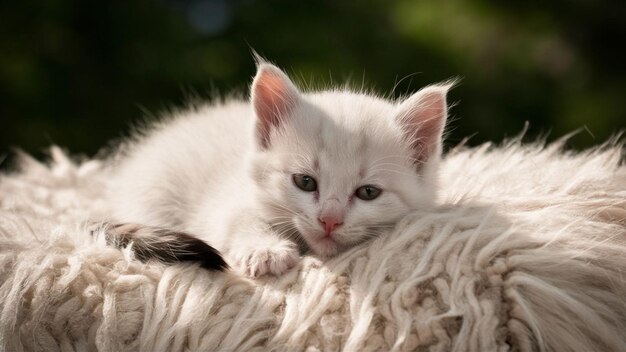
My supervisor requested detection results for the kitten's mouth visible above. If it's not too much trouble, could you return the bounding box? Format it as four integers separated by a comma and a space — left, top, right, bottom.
305, 231, 340, 257
316, 235, 337, 245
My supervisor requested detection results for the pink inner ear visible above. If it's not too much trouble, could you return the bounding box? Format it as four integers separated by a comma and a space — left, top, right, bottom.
256, 73, 290, 115
252, 67, 298, 148
397, 87, 448, 166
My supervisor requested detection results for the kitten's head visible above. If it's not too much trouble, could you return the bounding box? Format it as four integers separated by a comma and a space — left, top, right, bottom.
250, 63, 451, 256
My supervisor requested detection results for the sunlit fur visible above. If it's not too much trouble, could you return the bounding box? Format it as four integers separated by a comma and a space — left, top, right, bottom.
109, 63, 449, 275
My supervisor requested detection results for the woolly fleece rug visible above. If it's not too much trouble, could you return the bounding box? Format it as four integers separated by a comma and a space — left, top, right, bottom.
0, 138, 625, 352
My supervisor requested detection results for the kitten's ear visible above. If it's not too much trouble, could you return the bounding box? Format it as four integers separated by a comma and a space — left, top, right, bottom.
395, 83, 452, 167
251, 63, 300, 148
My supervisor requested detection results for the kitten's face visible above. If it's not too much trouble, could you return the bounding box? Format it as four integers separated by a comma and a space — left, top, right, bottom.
251, 64, 449, 256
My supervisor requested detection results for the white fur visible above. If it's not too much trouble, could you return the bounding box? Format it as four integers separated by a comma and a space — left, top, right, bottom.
109, 64, 449, 276
1, 138, 624, 351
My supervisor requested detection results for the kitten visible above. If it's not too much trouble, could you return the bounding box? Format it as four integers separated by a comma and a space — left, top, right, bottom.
105, 60, 451, 277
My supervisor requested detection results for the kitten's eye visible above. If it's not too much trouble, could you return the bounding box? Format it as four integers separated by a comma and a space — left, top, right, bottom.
293, 174, 318, 192
355, 185, 382, 200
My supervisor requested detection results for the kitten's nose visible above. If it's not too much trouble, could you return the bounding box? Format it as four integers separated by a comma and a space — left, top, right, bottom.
318, 216, 343, 237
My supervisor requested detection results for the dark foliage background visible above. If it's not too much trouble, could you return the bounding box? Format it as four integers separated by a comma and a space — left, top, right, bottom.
1, 0, 625, 162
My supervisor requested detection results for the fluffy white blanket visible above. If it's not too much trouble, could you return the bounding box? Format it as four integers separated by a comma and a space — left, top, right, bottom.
1, 138, 625, 352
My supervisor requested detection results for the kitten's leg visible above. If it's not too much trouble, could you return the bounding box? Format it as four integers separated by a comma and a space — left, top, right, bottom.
90, 222, 229, 271
226, 220, 300, 277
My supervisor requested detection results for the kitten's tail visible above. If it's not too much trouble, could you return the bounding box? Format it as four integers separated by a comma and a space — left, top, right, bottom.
91, 222, 229, 271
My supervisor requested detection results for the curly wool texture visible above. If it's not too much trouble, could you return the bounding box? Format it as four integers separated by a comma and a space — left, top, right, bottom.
0, 138, 625, 352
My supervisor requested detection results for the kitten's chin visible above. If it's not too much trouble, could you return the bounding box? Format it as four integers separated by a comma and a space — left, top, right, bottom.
304, 234, 340, 257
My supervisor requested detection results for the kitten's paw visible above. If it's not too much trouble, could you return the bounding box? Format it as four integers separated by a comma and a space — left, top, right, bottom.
235, 242, 300, 277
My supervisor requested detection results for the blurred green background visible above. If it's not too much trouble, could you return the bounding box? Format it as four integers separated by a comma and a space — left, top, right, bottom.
1, 0, 625, 162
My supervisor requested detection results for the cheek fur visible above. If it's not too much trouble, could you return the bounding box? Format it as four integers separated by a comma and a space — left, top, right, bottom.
257, 171, 318, 225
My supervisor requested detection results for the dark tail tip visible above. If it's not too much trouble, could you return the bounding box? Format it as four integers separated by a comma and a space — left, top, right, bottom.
148, 231, 229, 271
96, 223, 229, 271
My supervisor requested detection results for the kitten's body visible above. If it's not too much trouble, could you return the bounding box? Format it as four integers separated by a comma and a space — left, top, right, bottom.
108, 62, 451, 276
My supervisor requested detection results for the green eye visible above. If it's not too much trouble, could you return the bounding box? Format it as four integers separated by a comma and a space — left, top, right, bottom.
355, 185, 382, 200
293, 174, 318, 192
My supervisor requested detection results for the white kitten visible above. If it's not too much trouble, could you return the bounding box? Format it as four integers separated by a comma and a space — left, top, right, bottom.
105, 61, 451, 277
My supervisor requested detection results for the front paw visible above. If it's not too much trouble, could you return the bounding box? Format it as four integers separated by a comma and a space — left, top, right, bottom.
235, 242, 300, 277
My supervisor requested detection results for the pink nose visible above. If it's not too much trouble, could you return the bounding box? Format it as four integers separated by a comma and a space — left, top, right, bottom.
318, 216, 343, 236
